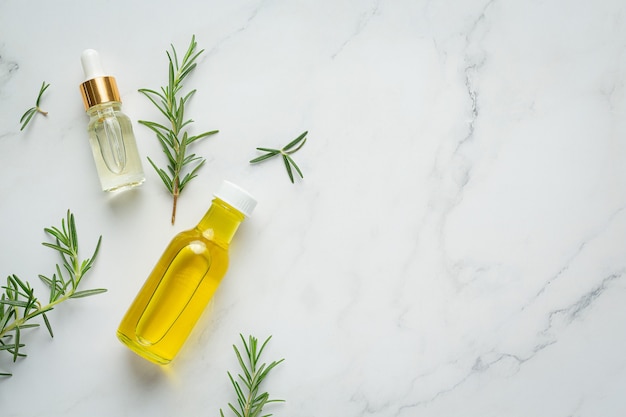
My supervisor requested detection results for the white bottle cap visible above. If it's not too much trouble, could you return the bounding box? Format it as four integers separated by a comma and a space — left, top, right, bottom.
214, 181, 257, 217
81, 49, 107, 80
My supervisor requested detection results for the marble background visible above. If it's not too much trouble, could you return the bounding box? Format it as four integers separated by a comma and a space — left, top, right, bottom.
1, 0, 625, 416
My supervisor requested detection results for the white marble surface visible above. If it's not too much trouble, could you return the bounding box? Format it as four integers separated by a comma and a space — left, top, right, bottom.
1, 0, 625, 415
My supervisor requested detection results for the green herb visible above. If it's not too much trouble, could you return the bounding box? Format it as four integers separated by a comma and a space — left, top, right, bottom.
138, 35, 218, 224
220, 334, 285, 417
250, 131, 308, 183
0, 210, 106, 376
19, 81, 50, 131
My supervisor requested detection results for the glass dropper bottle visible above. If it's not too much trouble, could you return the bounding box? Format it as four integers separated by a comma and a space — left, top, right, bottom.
79, 49, 145, 192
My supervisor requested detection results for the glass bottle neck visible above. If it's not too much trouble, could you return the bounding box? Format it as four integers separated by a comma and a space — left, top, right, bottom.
86, 102, 122, 115
196, 198, 245, 247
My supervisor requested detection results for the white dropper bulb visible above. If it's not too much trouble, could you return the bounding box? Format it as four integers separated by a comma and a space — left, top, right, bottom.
81, 49, 107, 80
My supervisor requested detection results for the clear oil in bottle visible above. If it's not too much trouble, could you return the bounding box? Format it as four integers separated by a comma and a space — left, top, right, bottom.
79, 49, 145, 192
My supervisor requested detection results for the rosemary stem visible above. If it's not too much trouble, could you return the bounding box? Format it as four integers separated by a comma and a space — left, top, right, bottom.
2, 244, 82, 337
0, 211, 106, 374
139, 36, 215, 224
171, 183, 179, 225
0, 283, 76, 339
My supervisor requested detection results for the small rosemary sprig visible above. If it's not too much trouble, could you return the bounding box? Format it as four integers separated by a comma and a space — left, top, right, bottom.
220, 335, 285, 417
250, 131, 308, 183
138, 35, 218, 224
0, 210, 106, 376
19, 81, 50, 131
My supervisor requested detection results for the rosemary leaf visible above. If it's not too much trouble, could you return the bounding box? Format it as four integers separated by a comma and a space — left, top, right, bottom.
16, 324, 39, 330
70, 288, 107, 299
12, 327, 21, 361
282, 155, 294, 183
0, 299, 29, 308
42, 313, 53, 337
282, 131, 307, 152
249, 152, 279, 164
284, 154, 303, 179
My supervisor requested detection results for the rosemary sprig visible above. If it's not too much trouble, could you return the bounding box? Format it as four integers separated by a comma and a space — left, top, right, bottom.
220, 335, 285, 417
0, 210, 106, 376
19, 81, 50, 131
250, 131, 308, 183
138, 35, 218, 224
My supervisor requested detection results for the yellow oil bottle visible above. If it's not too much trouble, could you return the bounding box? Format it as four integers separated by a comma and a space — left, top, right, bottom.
117, 181, 256, 364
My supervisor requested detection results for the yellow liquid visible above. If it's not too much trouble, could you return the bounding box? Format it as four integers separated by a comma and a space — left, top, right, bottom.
117, 208, 237, 364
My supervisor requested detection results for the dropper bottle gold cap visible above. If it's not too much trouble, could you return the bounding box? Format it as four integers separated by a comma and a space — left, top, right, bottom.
79, 49, 121, 110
